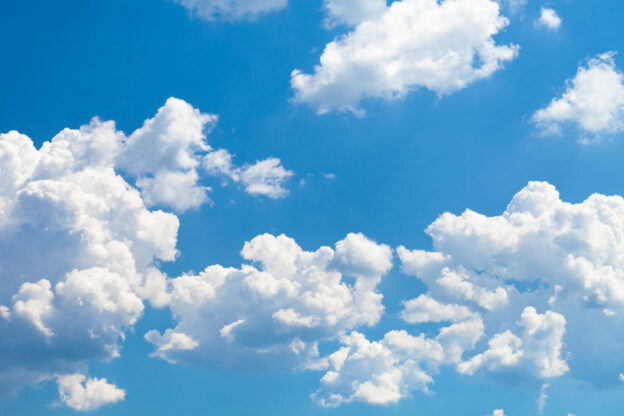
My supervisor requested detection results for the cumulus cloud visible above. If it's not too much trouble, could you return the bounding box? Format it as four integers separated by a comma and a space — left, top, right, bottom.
314, 317, 484, 405
398, 181, 624, 386
486, 410, 506, 416
535, 7, 562, 30
172, 0, 287, 21
117, 97, 217, 211
204, 150, 293, 199
144, 233, 393, 370
533, 52, 624, 139
291, 0, 518, 114
57, 374, 125, 411
0, 98, 290, 396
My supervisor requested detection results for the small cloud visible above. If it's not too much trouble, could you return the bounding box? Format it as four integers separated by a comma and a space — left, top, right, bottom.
535, 7, 562, 30
322, 173, 336, 179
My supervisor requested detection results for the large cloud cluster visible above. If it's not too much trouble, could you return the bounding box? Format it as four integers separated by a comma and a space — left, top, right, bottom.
144, 233, 394, 370
292, 0, 518, 114
0, 98, 290, 408
314, 181, 624, 405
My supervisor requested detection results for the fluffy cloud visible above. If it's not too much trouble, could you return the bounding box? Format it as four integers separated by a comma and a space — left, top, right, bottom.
117, 97, 217, 212
204, 150, 293, 199
0, 98, 290, 396
172, 0, 287, 21
533, 52, 624, 138
486, 410, 506, 416
398, 181, 624, 385
535, 7, 562, 30
57, 374, 125, 411
314, 317, 484, 405
144, 233, 393, 370
291, 0, 518, 114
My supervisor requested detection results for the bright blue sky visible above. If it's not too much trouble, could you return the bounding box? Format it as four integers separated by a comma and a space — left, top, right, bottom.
2, 0, 624, 415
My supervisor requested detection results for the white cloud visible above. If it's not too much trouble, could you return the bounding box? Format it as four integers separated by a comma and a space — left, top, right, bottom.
144, 233, 393, 370
239, 158, 294, 198
323, 0, 387, 27
458, 307, 567, 378
117, 97, 217, 212
486, 410, 506, 416
400, 294, 476, 324
291, 0, 518, 114
538, 383, 549, 415
533, 52, 624, 138
0, 98, 290, 396
204, 150, 294, 198
57, 374, 125, 411
173, 0, 287, 21
313, 318, 484, 406
398, 181, 624, 386
536, 7, 562, 30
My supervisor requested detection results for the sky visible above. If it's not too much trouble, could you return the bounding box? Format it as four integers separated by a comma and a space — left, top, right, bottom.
1, 0, 624, 415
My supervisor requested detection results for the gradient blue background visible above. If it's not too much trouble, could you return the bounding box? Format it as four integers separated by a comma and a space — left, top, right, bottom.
1, 0, 623, 414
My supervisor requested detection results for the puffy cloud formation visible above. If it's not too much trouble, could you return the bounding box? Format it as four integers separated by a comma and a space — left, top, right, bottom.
291, 0, 518, 114
57, 374, 125, 411
204, 151, 294, 199
486, 411, 506, 416
118, 98, 292, 209
316, 181, 624, 406
314, 317, 484, 405
0, 123, 177, 394
535, 7, 562, 30
172, 0, 287, 21
117, 98, 217, 212
533, 52, 624, 138
397, 181, 624, 385
144, 233, 393, 370
0, 98, 290, 396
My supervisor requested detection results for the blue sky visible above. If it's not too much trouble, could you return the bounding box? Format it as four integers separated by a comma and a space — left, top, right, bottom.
1, 0, 624, 415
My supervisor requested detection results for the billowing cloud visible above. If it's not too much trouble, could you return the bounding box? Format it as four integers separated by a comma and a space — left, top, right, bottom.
57, 374, 125, 411
535, 7, 562, 31
398, 181, 624, 385
533, 52, 624, 139
0, 98, 290, 396
291, 0, 518, 114
172, 0, 287, 21
144, 233, 393, 370
314, 318, 484, 405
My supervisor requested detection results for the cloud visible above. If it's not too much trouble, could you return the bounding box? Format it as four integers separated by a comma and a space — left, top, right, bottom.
291, 0, 518, 114
533, 52, 624, 139
0, 98, 290, 396
398, 181, 624, 386
204, 150, 294, 198
144, 233, 393, 370
400, 294, 476, 324
314, 317, 484, 405
486, 410, 506, 416
323, 0, 387, 27
537, 383, 549, 415
172, 0, 287, 21
239, 158, 294, 198
57, 374, 125, 411
535, 7, 562, 30
117, 97, 216, 212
